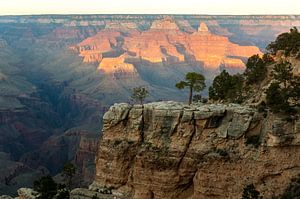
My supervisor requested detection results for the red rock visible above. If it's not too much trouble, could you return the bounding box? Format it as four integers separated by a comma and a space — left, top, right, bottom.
71, 19, 262, 72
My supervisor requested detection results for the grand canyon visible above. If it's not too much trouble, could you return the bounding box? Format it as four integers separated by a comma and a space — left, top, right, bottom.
0, 15, 299, 197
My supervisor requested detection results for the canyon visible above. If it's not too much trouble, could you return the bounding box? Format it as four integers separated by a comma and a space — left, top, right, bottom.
71, 18, 261, 73
0, 15, 299, 195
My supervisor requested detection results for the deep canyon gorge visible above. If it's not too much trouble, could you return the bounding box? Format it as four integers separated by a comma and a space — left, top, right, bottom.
0, 15, 299, 196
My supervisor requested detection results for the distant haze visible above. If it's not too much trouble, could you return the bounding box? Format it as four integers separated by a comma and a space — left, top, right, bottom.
0, 0, 300, 15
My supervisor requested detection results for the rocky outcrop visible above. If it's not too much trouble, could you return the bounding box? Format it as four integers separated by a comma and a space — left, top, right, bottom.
70, 188, 114, 199
17, 188, 37, 199
91, 101, 300, 199
71, 19, 262, 72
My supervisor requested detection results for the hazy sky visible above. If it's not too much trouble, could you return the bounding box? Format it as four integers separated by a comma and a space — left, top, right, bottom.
0, 0, 300, 15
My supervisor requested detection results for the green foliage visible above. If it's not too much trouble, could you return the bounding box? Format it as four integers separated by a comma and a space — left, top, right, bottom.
176, 72, 206, 105
290, 76, 300, 102
131, 86, 149, 105
266, 61, 299, 113
272, 61, 293, 87
267, 27, 300, 56
56, 184, 70, 199
262, 53, 275, 65
244, 54, 267, 84
62, 162, 76, 190
242, 184, 261, 199
33, 176, 58, 199
209, 70, 244, 103
193, 94, 202, 102
33, 165, 74, 199
266, 82, 290, 113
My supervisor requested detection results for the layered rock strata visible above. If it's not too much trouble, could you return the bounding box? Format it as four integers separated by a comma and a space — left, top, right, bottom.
91, 101, 300, 199
71, 18, 262, 72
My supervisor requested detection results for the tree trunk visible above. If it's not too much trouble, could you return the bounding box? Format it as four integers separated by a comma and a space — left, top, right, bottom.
189, 86, 193, 105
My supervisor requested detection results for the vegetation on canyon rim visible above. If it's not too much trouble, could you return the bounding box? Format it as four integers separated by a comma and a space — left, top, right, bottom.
2, 21, 299, 198
208, 27, 300, 114
130, 27, 300, 114
175, 72, 206, 105
33, 163, 76, 199
131, 86, 149, 105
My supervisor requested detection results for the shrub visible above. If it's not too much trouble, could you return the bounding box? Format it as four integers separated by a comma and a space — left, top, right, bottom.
272, 61, 293, 88
244, 55, 267, 84
33, 176, 58, 199
266, 82, 291, 113
266, 61, 299, 113
209, 70, 244, 103
193, 94, 202, 102
62, 162, 76, 190
267, 27, 300, 56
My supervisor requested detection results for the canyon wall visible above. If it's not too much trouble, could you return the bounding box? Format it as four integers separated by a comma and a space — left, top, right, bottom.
0, 14, 300, 195
89, 101, 300, 199
71, 18, 262, 73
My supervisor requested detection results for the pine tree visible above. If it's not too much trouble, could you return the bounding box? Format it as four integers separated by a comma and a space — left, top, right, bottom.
176, 72, 206, 105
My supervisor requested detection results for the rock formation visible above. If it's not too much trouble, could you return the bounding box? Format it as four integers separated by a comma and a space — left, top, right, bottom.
198, 22, 209, 33
86, 101, 300, 199
71, 19, 262, 71
0, 14, 299, 196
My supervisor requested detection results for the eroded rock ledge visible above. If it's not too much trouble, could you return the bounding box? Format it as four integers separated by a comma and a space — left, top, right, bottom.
80, 101, 300, 199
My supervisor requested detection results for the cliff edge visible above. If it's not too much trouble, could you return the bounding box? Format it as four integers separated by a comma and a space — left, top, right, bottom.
77, 101, 300, 199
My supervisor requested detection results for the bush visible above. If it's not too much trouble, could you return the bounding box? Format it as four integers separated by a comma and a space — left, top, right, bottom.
244, 55, 267, 84
266, 61, 299, 113
266, 82, 291, 113
262, 53, 275, 65
33, 177, 70, 199
33, 176, 58, 199
209, 70, 244, 103
62, 162, 76, 190
267, 27, 300, 56
272, 61, 293, 87
193, 94, 202, 102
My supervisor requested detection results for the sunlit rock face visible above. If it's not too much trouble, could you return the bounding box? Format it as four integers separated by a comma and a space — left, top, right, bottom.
71, 18, 262, 72
98, 54, 138, 79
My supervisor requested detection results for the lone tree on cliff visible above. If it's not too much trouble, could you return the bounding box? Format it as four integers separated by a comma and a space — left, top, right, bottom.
131, 86, 149, 105
176, 72, 206, 105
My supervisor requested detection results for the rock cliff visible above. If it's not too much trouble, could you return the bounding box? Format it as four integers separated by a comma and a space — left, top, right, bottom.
0, 14, 299, 196
71, 19, 262, 72
87, 101, 300, 199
